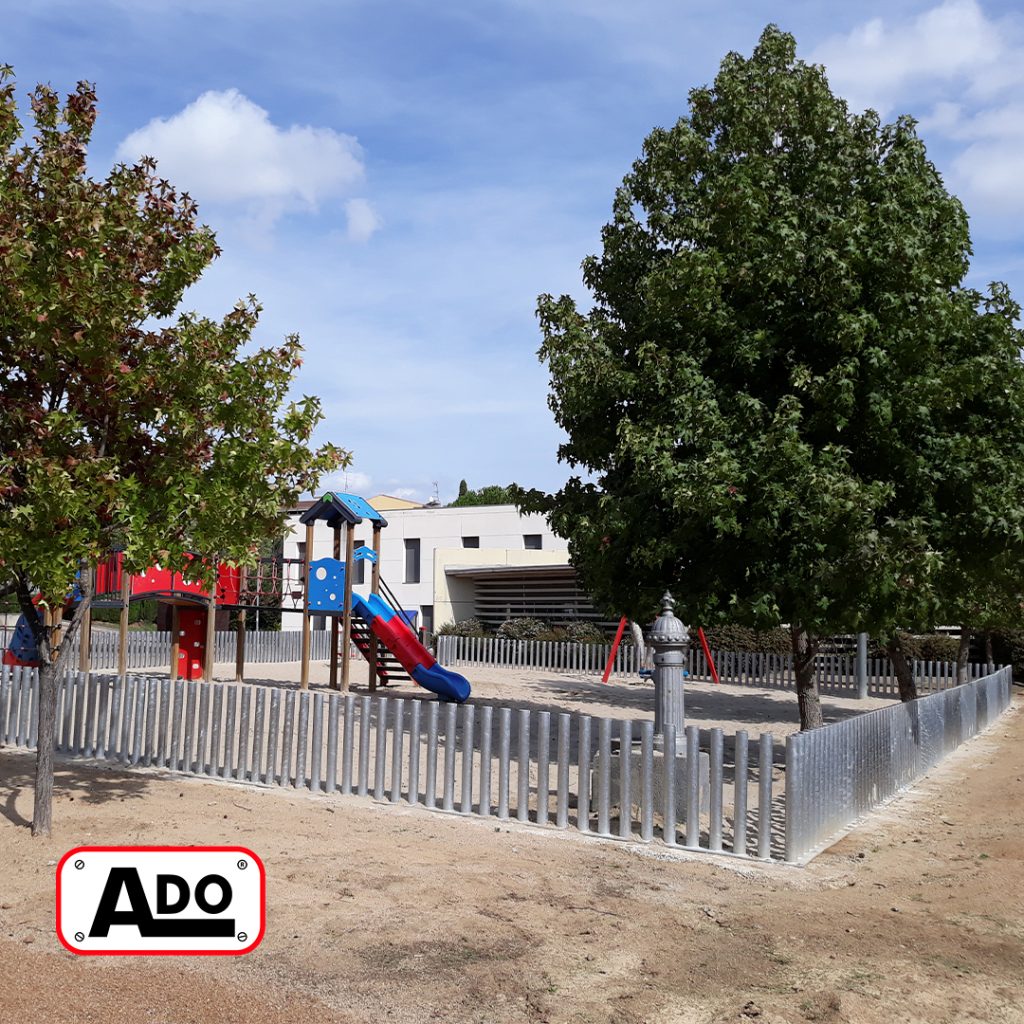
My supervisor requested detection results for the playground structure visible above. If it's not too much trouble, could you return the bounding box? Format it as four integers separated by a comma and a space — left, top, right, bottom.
3, 491, 472, 702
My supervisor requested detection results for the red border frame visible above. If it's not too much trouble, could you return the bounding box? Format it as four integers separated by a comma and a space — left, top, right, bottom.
56, 845, 266, 956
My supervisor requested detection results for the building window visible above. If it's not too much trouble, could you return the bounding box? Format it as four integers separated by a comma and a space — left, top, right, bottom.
421, 604, 434, 636
462, 536, 480, 548
404, 538, 421, 583
523, 534, 543, 550
296, 541, 306, 564
353, 539, 365, 585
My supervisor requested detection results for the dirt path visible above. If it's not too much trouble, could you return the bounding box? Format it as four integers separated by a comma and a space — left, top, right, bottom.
1, 699, 1021, 1024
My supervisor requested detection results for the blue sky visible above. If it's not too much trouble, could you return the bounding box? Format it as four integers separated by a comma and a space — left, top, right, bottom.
6, 1, 1024, 502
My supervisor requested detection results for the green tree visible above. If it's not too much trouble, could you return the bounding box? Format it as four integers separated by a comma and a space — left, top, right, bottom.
458, 478, 468, 497
522, 27, 1024, 729
0, 72, 346, 834
448, 483, 517, 507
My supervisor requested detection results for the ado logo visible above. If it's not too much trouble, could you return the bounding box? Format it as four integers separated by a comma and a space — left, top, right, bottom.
57, 846, 265, 955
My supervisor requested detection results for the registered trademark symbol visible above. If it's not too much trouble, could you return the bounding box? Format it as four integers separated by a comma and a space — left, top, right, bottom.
74, 859, 84, 870
237, 932, 248, 943
237, 859, 247, 870
74, 932, 85, 942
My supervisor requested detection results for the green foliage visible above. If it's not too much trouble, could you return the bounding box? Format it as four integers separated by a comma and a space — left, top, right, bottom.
522, 26, 1024, 651
447, 484, 517, 508
435, 617, 488, 637
867, 632, 963, 662
496, 617, 549, 641
564, 620, 607, 644
0, 71, 347, 611
701, 625, 791, 656
92, 599, 156, 627
458, 479, 468, 497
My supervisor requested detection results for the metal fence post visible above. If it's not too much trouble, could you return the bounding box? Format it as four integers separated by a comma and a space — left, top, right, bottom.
650, 592, 688, 736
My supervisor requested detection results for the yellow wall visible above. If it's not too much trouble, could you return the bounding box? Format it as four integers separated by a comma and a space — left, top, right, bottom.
367, 494, 425, 511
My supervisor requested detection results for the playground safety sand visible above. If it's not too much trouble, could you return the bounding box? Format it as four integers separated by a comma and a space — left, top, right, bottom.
0, 700, 1022, 1023
219, 657, 897, 738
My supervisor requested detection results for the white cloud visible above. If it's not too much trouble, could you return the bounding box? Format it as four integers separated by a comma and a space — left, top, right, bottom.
812, 2, 1024, 215
812, 1, 1012, 114
316, 469, 372, 495
345, 198, 381, 243
116, 89, 365, 216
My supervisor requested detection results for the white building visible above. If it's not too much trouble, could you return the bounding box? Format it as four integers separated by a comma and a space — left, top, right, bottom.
282, 500, 602, 635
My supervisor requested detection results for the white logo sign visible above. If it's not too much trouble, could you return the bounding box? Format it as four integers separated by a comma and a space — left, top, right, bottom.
57, 846, 265, 955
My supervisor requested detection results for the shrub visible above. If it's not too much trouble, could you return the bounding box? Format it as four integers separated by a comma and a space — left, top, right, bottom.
496, 617, 549, 641
701, 624, 791, 656
564, 620, 607, 644
868, 632, 961, 662
435, 618, 489, 638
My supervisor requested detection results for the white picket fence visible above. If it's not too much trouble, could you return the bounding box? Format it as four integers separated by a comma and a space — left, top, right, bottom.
62, 629, 332, 671
435, 634, 993, 698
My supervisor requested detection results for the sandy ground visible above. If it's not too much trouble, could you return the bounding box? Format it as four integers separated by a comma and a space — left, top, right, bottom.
1, 694, 1021, 1024
221, 657, 896, 738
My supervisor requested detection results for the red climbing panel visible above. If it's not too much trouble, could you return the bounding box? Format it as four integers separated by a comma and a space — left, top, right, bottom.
177, 607, 208, 681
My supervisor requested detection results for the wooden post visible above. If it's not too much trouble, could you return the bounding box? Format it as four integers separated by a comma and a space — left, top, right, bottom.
203, 586, 216, 683
235, 567, 247, 684
340, 523, 356, 692
170, 603, 180, 682
300, 521, 315, 690
78, 566, 93, 674
368, 522, 382, 691
117, 561, 130, 680
329, 525, 341, 690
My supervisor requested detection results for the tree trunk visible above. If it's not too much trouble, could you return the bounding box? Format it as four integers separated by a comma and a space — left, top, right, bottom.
791, 625, 824, 730
984, 632, 994, 667
885, 638, 918, 702
15, 570, 94, 837
956, 626, 971, 686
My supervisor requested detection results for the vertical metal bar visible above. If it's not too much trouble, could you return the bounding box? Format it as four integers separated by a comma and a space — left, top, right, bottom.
618, 719, 633, 839
310, 693, 325, 793
425, 700, 439, 808
168, 679, 185, 772
195, 681, 211, 774
662, 724, 677, 846
295, 691, 310, 790
758, 732, 773, 860
95, 675, 111, 761
685, 725, 700, 848
341, 693, 355, 794
131, 676, 147, 766
556, 712, 571, 829
577, 715, 592, 833
460, 704, 475, 813
85, 674, 100, 758
118, 676, 133, 765
277, 689, 293, 786
733, 729, 749, 856
357, 695, 371, 796
252, 688, 266, 785
181, 680, 198, 773
266, 689, 281, 785
408, 698, 421, 804
479, 704, 493, 816
596, 717, 612, 836
442, 701, 457, 811
390, 699, 405, 803
709, 727, 724, 852
640, 720, 654, 842
516, 707, 531, 822
497, 706, 511, 819
536, 711, 550, 825
325, 694, 339, 794
233, 687, 251, 782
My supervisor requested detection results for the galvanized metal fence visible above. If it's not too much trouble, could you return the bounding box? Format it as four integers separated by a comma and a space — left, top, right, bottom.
436, 634, 991, 696
62, 630, 332, 671
784, 666, 1013, 863
0, 665, 782, 861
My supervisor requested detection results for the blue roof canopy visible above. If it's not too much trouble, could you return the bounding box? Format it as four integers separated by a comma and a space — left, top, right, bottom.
298, 492, 388, 529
